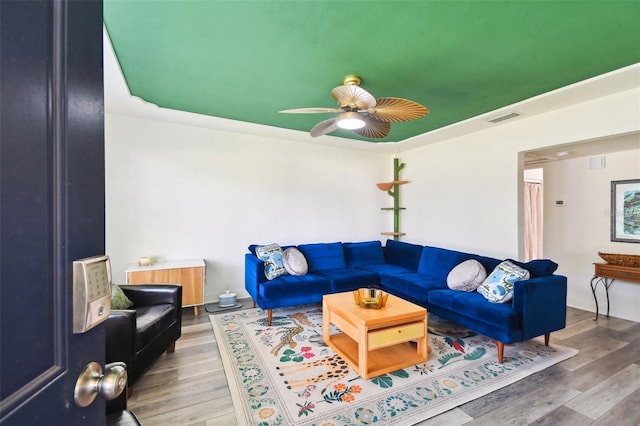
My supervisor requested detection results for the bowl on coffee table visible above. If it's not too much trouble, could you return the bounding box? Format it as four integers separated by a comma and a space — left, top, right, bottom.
352, 287, 388, 309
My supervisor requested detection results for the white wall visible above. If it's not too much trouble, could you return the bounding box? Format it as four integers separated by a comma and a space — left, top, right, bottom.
544, 145, 640, 322
105, 114, 389, 302
400, 134, 521, 258
106, 87, 640, 321
400, 88, 640, 321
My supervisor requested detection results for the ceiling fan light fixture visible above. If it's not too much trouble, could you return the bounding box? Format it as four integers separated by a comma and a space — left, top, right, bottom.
336, 111, 365, 130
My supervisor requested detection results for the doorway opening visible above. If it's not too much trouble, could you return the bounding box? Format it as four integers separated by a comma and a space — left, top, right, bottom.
524, 168, 543, 261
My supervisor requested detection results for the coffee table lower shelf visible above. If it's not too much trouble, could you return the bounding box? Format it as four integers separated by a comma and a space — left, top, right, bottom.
327, 332, 427, 379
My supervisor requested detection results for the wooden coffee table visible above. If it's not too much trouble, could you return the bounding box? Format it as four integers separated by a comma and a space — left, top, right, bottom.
322, 291, 428, 379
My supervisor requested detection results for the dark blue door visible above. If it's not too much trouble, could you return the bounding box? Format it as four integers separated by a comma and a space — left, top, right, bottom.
1, 1, 106, 424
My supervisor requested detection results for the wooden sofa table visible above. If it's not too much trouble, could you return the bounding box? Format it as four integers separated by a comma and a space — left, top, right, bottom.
322, 292, 428, 379
591, 262, 640, 320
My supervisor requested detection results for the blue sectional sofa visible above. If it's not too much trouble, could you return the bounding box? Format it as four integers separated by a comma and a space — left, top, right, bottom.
245, 239, 567, 363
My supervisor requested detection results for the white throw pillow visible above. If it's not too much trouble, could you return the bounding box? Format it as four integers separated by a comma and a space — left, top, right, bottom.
282, 247, 308, 276
447, 259, 487, 291
477, 260, 530, 303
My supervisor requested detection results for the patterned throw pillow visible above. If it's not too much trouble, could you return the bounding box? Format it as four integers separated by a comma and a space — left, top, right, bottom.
256, 243, 287, 280
111, 284, 134, 309
447, 259, 487, 291
282, 247, 308, 276
477, 260, 530, 303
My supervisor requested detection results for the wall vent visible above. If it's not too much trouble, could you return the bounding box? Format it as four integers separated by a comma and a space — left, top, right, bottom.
487, 112, 521, 123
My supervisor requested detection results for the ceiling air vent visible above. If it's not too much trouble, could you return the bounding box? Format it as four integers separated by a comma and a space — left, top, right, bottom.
487, 112, 521, 123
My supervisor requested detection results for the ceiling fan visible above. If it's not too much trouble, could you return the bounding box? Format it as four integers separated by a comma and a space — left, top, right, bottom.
279, 75, 430, 138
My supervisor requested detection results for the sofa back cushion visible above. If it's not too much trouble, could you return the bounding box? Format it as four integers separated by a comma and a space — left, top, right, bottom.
418, 245, 477, 280
297, 242, 346, 272
507, 258, 558, 278
473, 255, 502, 275
343, 241, 385, 267
383, 239, 423, 271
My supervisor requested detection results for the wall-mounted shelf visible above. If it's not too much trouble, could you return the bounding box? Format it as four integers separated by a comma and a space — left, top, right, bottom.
376, 181, 408, 191
378, 158, 407, 240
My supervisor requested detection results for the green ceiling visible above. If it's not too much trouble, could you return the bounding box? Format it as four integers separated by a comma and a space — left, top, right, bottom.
103, 1, 640, 143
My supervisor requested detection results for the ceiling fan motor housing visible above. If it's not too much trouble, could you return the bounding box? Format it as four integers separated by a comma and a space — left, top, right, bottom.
343, 75, 361, 86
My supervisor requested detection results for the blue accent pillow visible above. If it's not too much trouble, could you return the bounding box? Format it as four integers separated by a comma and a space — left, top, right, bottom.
477, 260, 530, 303
255, 243, 287, 280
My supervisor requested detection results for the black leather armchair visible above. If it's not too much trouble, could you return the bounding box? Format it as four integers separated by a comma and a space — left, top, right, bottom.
106, 284, 182, 389
106, 382, 142, 426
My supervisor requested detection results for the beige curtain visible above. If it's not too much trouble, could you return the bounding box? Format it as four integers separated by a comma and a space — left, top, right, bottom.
524, 182, 543, 261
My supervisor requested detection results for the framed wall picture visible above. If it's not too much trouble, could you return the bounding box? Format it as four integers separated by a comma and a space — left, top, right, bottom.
611, 179, 640, 243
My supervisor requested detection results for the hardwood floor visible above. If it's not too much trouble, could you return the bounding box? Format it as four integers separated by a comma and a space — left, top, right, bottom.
127, 300, 640, 425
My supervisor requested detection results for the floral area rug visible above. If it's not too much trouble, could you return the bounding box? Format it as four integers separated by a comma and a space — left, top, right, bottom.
209, 304, 577, 426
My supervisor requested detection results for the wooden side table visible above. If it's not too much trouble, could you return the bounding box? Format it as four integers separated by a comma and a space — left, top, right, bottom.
126, 259, 205, 316
591, 263, 640, 320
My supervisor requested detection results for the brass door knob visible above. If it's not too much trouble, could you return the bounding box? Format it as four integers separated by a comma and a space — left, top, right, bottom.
74, 361, 127, 407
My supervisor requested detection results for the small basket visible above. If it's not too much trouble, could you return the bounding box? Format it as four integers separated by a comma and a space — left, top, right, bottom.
353, 288, 388, 309
598, 252, 640, 268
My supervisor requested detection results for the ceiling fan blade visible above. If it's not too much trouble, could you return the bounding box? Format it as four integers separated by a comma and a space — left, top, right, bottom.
331, 85, 376, 110
368, 97, 429, 122
279, 107, 342, 114
355, 116, 391, 139
310, 118, 338, 137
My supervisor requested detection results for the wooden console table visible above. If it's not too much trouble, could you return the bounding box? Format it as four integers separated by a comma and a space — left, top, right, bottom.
591, 263, 640, 320
126, 259, 205, 316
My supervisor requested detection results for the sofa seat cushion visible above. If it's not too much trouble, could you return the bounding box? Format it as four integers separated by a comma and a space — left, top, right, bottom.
260, 274, 331, 300
428, 290, 521, 331
316, 268, 378, 292
135, 304, 176, 351
381, 273, 448, 305
298, 242, 346, 272
343, 241, 385, 267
